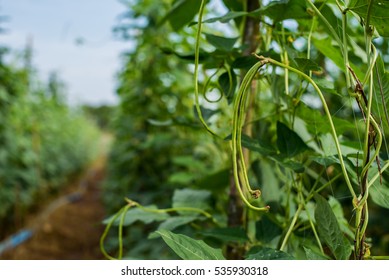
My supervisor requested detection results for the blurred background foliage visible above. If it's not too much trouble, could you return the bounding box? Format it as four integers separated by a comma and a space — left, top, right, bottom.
0, 41, 102, 237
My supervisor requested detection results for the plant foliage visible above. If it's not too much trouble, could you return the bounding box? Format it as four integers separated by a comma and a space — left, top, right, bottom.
102, 0, 389, 260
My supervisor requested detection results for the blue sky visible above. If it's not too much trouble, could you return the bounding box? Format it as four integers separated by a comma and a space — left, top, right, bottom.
0, 0, 129, 105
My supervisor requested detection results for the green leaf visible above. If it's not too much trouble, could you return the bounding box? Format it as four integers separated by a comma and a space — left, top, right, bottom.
168, 171, 195, 185
276, 121, 310, 157
160, 46, 210, 62
273, 157, 306, 173
318, 3, 343, 42
204, 33, 238, 52
222, 0, 243, 12
193, 105, 220, 121
149, 216, 202, 239
240, 134, 277, 156
147, 119, 173, 126
246, 246, 295, 260
373, 55, 389, 131
202, 11, 248, 24
162, 0, 202, 31
227, 134, 304, 172
197, 169, 230, 191
261, 0, 310, 22
231, 55, 259, 70
312, 37, 364, 79
293, 58, 321, 72
103, 205, 169, 226
314, 194, 352, 260
370, 184, 389, 209
156, 229, 225, 260
296, 102, 355, 135
218, 70, 237, 103
172, 155, 206, 171
328, 196, 354, 238
172, 189, 212, 214
348, 0, 389, 37
303, 246, 329, 260
256, 215, 283, 243
200, 227, 249, 243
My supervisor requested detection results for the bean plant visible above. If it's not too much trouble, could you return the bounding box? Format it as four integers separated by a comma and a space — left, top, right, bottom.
102, 0, 389, 260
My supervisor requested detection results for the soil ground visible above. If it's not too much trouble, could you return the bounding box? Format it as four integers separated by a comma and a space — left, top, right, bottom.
0, 157, 107, 260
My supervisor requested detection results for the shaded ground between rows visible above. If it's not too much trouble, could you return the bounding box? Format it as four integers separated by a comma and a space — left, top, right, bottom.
1, 157, 107, 260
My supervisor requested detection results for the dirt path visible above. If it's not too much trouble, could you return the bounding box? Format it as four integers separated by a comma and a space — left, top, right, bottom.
0, 157, 107, 260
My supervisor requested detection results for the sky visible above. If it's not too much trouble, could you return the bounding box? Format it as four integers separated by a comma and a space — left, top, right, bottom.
0, 0, 129, 105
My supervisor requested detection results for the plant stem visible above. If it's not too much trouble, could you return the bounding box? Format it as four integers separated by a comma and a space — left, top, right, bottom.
193, 0, 218, 137
280, 204, 304, 251
354, 0, 377, 258
341, 9, 351, 88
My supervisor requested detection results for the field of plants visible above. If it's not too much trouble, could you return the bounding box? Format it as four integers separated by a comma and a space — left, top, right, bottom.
0, 44, 103, 233
2, 0, 389, 261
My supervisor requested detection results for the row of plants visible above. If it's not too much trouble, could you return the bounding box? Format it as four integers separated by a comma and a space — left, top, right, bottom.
0, 46, 101, 235
102, 0, 389, 260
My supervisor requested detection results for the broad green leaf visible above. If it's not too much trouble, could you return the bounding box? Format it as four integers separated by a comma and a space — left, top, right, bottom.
328, 196, 355, 238
200, 227, 249, 243
313, 37, 345, 71
348, 0, 389, 37
147, 119, 173, 126
222, 0, 243, 11
312, 37, 364, 79
318, 3, 343, 42
162, 0, 202, 31
296, 102, 356, 136
149, 216, 202, 239
256, 215, 283, 243
156, 229, 225, 260
276, 121, 310, 157
314, 194, 352, 260
293, 58, 321, 72
196, 169, 230, 192
224, 133, 276, 156
168, 171, 195, 185
246, 246, 295, 260
231, 55, 259, 70
261, 0, 310, 22
160, 46, 210, 62
103, 205, 169, 226
232, 51, 280, 70
273, 157, 305, 173
228, 134, 305, 172
172, 188, 212, 214
218, 70, 237, 103
373, 55, 389, 131
370, 184, 389, 209
314, 78, 341, 96
239, 134, 277, 156
252, 159, 281, 202
172, 155, 206, 172
202, 11, 248, 24
303, 246, 329, 260
193, 105, 220, 121
204, 33, 238, 52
